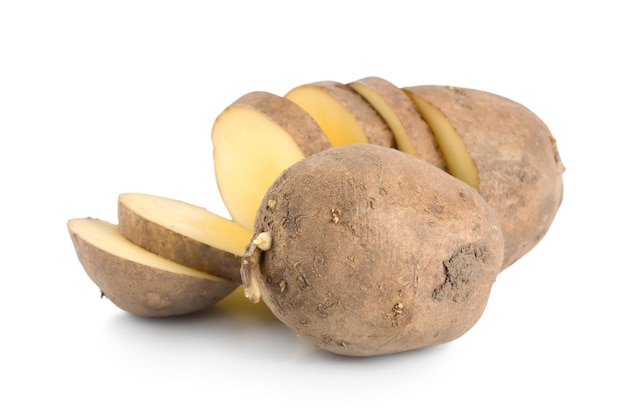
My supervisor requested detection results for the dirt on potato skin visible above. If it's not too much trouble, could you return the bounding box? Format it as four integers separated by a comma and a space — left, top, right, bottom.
250, 144, 504, 357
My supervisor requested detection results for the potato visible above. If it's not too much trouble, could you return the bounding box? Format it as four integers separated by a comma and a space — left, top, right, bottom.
403, 87, 479, 189
348, 76, 445, 169
284, 80, 395, 148
212, 91, 332, 230
404, 85, 565, 268
117, 192, 251, 283
241, 144, 504, 357
68, 218, 238, 317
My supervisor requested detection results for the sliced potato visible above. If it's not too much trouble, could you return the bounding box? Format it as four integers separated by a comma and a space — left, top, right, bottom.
68, 218, 238, 317
285, 80, 395, 148
404, 85, 564, 268
117, 193, 251, 283
212, 91, 332, 230
403, 87, 479, 189
349, 76, 445, 169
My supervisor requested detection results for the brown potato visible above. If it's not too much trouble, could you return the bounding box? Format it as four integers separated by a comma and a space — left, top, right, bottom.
242, 144, 504, 357
212, 91, 332, 230
404, 85, 565, 268
349, 76, 445, 169
285, 80, 395, 148
117, 192, 251, 283
68, 218, 238, 317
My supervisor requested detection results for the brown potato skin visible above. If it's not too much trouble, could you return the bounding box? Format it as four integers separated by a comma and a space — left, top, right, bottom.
117, 197, 243, 284
405, 86, 564, 269
349, 76, 445, 169
223, 91, 332, 157
250, 144, 504, 357
287, 80, 396, 148
69, 219, 238, 317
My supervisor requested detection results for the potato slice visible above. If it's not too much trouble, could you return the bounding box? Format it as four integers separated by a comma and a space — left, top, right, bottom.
403, 87, 479, 190
68, 218, 238, 317
285, 80, 395, 148
117, 193, 251, 283
404, 85, 564, 268
349, 76, 445, 170
212, 91, 332, 230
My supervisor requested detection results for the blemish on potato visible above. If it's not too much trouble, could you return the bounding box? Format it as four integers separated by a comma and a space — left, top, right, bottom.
267, 199, 277, 210
393, 302, 404, 314
432, 244, 488, 302
296, 273, 309, 289
430, 197, 445, 214
331, 208, 341, 223
317, 299, 337, 318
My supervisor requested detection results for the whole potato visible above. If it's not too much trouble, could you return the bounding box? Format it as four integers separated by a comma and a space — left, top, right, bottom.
242, 144, 504, 357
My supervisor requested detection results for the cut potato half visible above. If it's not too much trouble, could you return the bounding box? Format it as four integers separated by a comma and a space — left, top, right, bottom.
403, 87, 479, 190
349, 76, 445, 170
212, 91, 332, 230
285, 80, 395, 148
118, 193, 252, 283
68, 218, 238, 317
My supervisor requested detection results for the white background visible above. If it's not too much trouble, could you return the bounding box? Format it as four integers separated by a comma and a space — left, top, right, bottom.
1, 1, 624, 411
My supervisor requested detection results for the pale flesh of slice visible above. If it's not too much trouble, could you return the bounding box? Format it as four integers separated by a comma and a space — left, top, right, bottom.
212, 91, 331, 230
118, 193, 252, 283
404, 88, 480, 190
349, 77, 446, 170
68, 218, 237, 317
285, 81, 395, 148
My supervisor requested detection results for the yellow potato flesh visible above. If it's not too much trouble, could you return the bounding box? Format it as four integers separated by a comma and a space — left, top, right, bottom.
119, 193, 252, 257
285, 86, 369, 146
349, 82, 417, 156
405, 90, 480, 190
68, 218, 227, 281
212, 106, 306, 230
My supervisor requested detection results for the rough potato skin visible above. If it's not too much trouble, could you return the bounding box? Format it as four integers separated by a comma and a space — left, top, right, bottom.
117, 199, 243, 283
349, 77, 446, 169
251, 144, 504, 357
69, 220, 238, 317
227, 91, 332, 156
406, 86, 565, 269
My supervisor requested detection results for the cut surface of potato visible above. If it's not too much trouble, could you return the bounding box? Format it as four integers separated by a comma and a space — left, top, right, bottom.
285, 80, 395, 148
118, 193, 252, 283
68, 218, 237, 317
212, 91, 331, 230
404, 87, 479, 190
349, 76, 445, 170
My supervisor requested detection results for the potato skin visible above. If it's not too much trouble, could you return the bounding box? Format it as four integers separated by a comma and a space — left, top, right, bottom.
250, 144, 504, 356
406, 85, 565, 268
117, 197, 244, 283
69, 219, 238, 317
